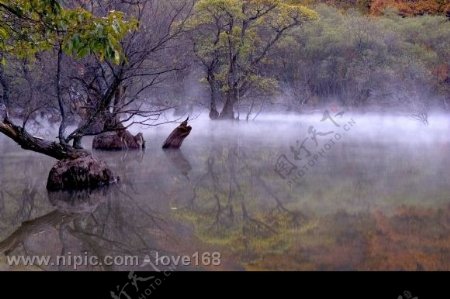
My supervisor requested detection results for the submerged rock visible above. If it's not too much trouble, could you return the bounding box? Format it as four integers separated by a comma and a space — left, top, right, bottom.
46, 156, 117, 191
93, 130, 145, 151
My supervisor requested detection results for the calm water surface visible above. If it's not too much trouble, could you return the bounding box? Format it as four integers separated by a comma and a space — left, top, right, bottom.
0, 113, 449, 270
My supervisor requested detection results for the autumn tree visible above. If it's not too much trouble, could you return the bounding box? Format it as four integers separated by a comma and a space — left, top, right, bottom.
189, 0, 317, 119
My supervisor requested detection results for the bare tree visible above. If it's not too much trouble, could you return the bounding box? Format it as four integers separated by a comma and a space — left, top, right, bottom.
60, 0, 194, 149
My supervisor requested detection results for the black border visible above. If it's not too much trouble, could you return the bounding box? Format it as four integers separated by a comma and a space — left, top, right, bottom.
0, 271, 447, 299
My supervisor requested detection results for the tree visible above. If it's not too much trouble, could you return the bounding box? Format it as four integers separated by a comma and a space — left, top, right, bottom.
0, 0, 135, 188
60, 0, 193, 150
189, 0, 317, 119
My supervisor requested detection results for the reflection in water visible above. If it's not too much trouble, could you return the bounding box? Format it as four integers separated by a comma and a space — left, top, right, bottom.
0, 114, 449, 270
0, 185, 193, 271
184, 143, 307, 265
164, 149, 192, 178
48, 189, 109, 214
0, 210, 77, 256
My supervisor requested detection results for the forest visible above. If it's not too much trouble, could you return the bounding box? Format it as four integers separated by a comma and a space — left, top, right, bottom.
0, 0, 449, 273
1, 1, 449, 133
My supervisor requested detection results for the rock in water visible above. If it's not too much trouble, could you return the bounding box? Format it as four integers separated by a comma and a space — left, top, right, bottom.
93, 130, 145, 151
162, 117, 192, 149
47, 156, 116, 191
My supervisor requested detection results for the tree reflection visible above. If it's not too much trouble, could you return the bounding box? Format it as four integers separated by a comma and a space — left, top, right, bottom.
0, 181, 177, 270
177, 142, 306, 262
164, 149, 192, 178
1, 139, 449, 270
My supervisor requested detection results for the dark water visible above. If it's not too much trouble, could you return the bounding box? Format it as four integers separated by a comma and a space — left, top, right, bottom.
0, 113, 449, 270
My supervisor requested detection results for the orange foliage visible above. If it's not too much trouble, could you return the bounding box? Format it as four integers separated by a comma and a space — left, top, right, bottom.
300, 0, 450, 16
370, 0, 449, 16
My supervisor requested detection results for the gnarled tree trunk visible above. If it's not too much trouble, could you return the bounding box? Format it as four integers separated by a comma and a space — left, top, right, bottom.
0, 116, 117, 191
0, 117, 88, 160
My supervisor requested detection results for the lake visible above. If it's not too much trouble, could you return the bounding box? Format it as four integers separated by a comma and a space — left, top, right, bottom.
0, 111, 449, 270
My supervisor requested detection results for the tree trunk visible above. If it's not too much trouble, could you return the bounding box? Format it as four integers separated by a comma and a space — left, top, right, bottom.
73, 135, 84, 149
0, 117, 88, 160
208, 78, 220, 119
112, 84, 126, 125
56, 46, 67, 146
219, 91, 237, 120
0, 66, 10, 107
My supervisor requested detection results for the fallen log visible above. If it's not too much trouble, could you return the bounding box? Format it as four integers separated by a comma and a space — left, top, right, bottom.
162, 117, 192, 149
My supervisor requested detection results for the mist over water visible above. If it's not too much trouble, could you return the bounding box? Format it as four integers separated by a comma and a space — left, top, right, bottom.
0, 111, 449, 270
